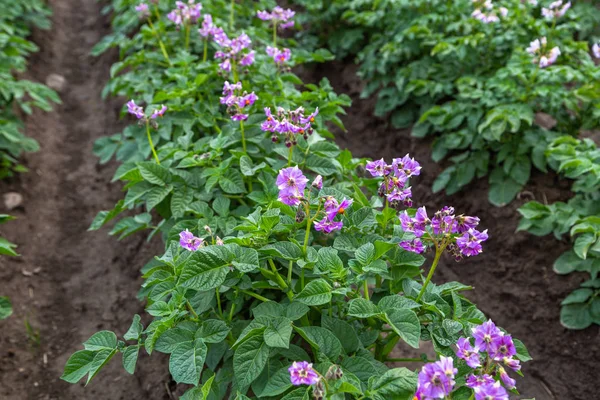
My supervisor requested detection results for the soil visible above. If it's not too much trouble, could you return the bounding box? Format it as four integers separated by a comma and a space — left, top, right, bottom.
0, 2, 597, 400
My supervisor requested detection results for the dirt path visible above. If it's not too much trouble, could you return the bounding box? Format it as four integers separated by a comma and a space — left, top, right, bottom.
0, 1, 169, 399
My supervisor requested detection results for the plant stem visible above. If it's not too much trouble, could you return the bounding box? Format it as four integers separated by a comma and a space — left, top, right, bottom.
268, 259, 294, 300
229, 0, 235, 29
147, 18, 171, 66
203, 39, 207, 62
184, 22, 190, 51
240, 289, 270, 302
240, 120, 247, 153
273, 22, 277, 47
363, 279, 370, 300
385, 357, 432, 363
145, 120, 160, 164
288, 146, 293, 166
186, 300, 199, 319
416, 247, 443, 302
228, 289, 238, 321
287, 260, 293, 285
302, 216, 312, 254
216, 288, 223, 318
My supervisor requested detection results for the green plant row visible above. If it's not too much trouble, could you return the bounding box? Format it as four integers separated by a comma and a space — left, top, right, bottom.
62, 1, 531, 399
0, 0, 61, 178
0, 214, 16, 320
293, 0, 600, 206
518, 135, 600, 330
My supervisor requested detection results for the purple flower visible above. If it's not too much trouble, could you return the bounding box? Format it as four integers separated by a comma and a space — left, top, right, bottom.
179, 229, 203, 251
261, 106, 318, 146
501, 357, 521, 372
542, 1, 571, 19
474, 382, 509, 400
465, 374, 495, 389
416, 357, 455, 398
386, 187, 412, 203
150, 105, 167, 119
314, 218, 343, 233
312, 175, 323, 190
498, 367, 516, 390
199, 14, 217, 37
126, 100, 145, 119
366, 159, 388, 177
135, 3, 150, 17
392, 154, 422, 178
238, 92, 258, 108
168, 0, 202, 26
231, 114, 248, 121
257, 6, 295, 29
220, 82, 257, 120
489, 335, 516, 360
216, 236, 224, 246
213, 30, 254, 72
593, 43, 600, 59
288, 361, 319, 386
266, 46, 291, 65
455, 215, 480, 233
399, 239, 425, 254
240, 50, 256, 66
472, 320, 502, 352
455, 337, 481, 368
431, 206, 456, 235
278, 191, 301, 207
277, 166, 308, 194
456, 228, 488, 257
325, 198, 353, 221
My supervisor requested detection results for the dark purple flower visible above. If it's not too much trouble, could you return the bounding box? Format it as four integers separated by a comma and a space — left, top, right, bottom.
231, 114, 248, 121
179, 229, 203, 251
489, 335, 516, 360
472, 320, 502, 352
126, 100, 145, 119
474, 382, 509, 400
366, 159, 388, 177
456, 337, 481, 368
314, 218, 343, 233
261, 106, 318, 146
501, 356, 521, 372
400, 239, 425, 254
498, 367, 516, 390
456, 228, 488, 257
465, 374, 495, 389
455, 215, 480, 233
417, 357, 455, 398
392, 154, 422, 178
288, 361, 319, 386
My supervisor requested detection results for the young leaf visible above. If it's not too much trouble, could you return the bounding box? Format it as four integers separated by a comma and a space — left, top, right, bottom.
169, 338, 207, 385
61, 350, 96, 383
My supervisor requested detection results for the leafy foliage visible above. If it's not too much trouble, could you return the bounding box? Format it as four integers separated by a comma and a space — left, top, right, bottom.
0, 0, 61, 178
293, 0, 600, 205
63, 0, 530, 398
519, 136, 600, 329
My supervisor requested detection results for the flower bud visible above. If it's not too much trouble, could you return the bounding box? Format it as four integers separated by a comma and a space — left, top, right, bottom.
295, 208, 306, 223
312, 175, 323, 190
216, 236, 224, 246
204, 225, 212, 234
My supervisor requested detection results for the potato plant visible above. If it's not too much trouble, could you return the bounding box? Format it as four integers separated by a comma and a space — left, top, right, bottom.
62, 1, 532, 399
0, 0, 61, 178
293, 0, 600, 206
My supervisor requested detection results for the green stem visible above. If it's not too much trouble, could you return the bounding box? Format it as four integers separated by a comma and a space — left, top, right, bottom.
363, 279, 370, 300
147, 18, 171, 66
273, 22, 277, 47
232, 62, 239, 83
216, 288, 223, 318
240, 120, 247, 153
229, 0, 235, 29
145, 120, 160, 164
287, 260, 293, 285
302, 217, 312, 254
186, 301, 199, 319
203, 39, 207, 62
287, 146, 294, 166
416, 247, 443, 302
268, 259, 293, 300
185, 22, 190, 51
228, 289, 238, 321
240, 289, 270, 303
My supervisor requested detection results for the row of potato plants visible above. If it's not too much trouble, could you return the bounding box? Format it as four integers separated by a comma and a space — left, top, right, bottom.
0, 0, 60, 178
293, 0, 600, 206
518, 134, 600, 329
62, 1, 532, 399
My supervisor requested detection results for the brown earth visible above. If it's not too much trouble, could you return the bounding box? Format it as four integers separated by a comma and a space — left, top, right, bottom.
0, 1, 598, 399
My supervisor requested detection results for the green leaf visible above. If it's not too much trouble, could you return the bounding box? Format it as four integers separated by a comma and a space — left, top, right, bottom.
0, 297, 13, 319
348, 298, 381, 318
198, 319, 230, 343
169, 338, 207, 385
322, 315, 360, 354
574, 233, 595, 259
155, 327, 195, 354
294, 279, 332, 306
368, 368, 417, 399
294, 326, 342, 360
383, 310, 421, 348
488, 168, 522, 207
281, 387, 310, 400
513, 339, 532, 362
171, 187, 193, 218
259, 366, 293, 397
138, 162, 171, 186
561, 288, 594, 305
61, 350, 96, 383
179, 247, 232, 291
0, 237, 18, 256
264, 317, 293, 349
123, 315, 143, 341
87, 348, 117, 384
231, 246, 260, 273
122, 345, 139, 374
560, 303, 593, 330
83, 331, 118, 351
219, 169, 246, 193
234, 335, 270, 390
260, 242, 304, 260
316, 247, 343, 271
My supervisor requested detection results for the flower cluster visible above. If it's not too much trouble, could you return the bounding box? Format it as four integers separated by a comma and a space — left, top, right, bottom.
219, 81, 258, 121
126, 100, 167, 122
257, 6, 295, 30
526, 37, 560, 68
471, 0, 508, 23
134, 2, 150, 18
288, 361, 319, 386
198, 14, 217, 38
455, 320, 521, 398
261, 106, 319, 147
399, 206, 487, 258
414, 356, 457, 399
167, 0, 202, 26
315, 196, 353, 233
541, 0, 571, 19
179, 229, 205, 251
366, 155, 420, 209
276, 166, 309, 207
214, 31, 255, 72
266, 46, 292, 67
